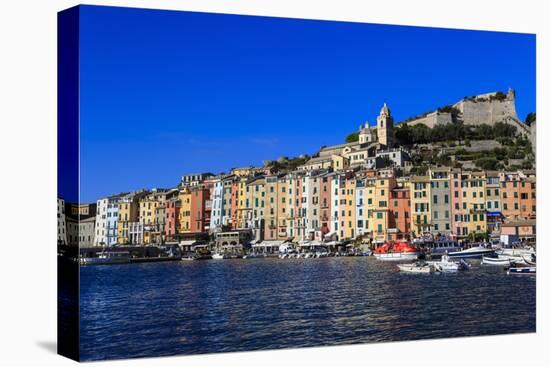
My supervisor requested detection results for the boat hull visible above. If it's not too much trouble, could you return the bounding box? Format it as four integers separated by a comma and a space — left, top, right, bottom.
397, 263, 435, 273
448, 249, 494, 259
481, 256, 511, 266
374, 252, 419, 261
80, 257, 130, 265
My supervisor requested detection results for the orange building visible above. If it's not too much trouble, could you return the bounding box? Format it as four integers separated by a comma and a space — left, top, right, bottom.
500, 172, 536, 220
388, 183, 411, 240
189, 185, 211, 233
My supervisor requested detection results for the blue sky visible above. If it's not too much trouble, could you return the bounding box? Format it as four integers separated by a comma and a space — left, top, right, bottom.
78, 5, 536, 203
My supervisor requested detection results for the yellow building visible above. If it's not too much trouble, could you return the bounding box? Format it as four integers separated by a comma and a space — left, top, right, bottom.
371, 174, 395, 243
461, 171, 487, 237
340, 175, 357, 239
117, 191, 145, 245
410, 175, 431, 236
235, 178, 249, 229
178, 188, 192, 233
131, 189, 169, 244
264, 175, 280, 240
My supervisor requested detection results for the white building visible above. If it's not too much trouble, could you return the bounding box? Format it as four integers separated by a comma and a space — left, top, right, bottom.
210, 177, 224, 232
106, 199, 120, 246
129, 222, 144, 245
355, 181, 367, 237
79, 216, 95, 247
94, 198, 108, 246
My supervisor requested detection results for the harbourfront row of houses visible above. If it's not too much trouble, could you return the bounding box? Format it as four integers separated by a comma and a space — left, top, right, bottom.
57, 102, 536, 248
57, 166, 536, 248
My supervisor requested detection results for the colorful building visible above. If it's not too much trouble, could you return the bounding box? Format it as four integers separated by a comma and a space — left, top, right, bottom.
388, 179, 411, 241
410, 175, 431, 237
117, 192, 144, 245
485, 171, 502, 235
429, 168, 451, 235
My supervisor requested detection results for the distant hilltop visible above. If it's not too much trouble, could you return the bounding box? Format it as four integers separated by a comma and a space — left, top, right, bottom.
402, 88, 530, 135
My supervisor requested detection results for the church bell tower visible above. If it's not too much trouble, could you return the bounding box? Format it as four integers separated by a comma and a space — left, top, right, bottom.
376, 102, 394, 148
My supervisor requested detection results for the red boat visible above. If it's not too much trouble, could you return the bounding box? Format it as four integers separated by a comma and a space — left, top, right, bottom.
373, 241, 419, 261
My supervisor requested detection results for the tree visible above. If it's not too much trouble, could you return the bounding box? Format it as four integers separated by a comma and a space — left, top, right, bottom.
345, 132, 359, 143
493, 122, 517, 138
474, 157, 499, 170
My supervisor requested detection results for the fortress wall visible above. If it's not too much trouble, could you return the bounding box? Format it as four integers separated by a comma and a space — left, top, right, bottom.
406, 111, 452, 128
455, 96, 519, 126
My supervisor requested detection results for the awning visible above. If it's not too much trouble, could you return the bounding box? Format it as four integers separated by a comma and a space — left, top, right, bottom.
253, 240, 284, 248
299, 240, 323, 247
487, 211, 503, 217
179, 240, 197, 246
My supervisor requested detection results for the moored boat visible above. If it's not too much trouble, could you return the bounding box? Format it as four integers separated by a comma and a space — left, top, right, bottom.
507, 266, 536, 275
80, 250, 131, 265
423, 239, 462, 258
374, 241, 419, 261
428, 254, 469, 271
481, 256, 512, 266
212, 253, 225, 260
397, 262, 435, 273
448, 246, 494, 259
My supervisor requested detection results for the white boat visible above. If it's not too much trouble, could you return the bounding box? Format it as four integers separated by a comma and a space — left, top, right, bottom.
481, 256, 512, 266
397, 262, 436, 273
374, 252, 419, 261
496, 247, 535, 257
212, 253, 225, 260
447, 246, 494, 259
373, 242, 419, 261
428, 255, 469, 271
507, 266, 536, 275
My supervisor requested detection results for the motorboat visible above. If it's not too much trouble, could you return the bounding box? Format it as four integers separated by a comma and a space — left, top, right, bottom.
507, 266, 536, 275
397, 262, 436, 273
447, 246, 494, 259
424, 239, 462, 258
374, 241, 419, 261
212, 253, 225, 260
428, 254, 469, 271
496, 247, 535, 257
80, 250, 130, 265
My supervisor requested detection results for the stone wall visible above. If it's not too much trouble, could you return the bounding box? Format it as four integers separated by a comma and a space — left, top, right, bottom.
407, 111, 453, 128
